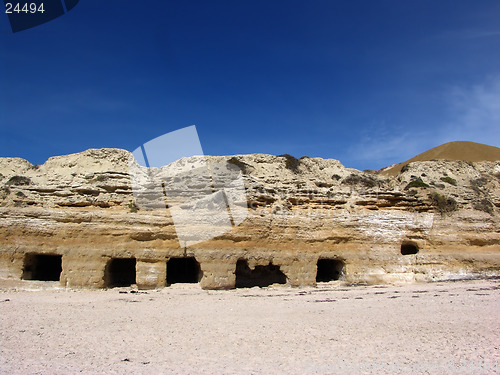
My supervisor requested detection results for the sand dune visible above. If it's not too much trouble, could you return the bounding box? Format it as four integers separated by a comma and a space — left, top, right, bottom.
380, 141, 500, 176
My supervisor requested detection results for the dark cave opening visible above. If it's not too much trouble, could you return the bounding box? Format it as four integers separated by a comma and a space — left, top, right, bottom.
166, 257, 202, 285
234, 259, 287, 288
316, 259, 344, 282
22, 254, 62, 281
401, 242, 419, 255
106, 258, 137, 287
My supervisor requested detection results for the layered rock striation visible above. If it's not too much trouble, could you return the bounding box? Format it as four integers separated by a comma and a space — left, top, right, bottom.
0, 148, 499, 289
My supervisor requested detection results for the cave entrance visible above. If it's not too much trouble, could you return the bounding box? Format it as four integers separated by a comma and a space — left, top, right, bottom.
401, 242, 419, 255
316, 259, 344, 282
22, 254, 62, 281
234, 259, 287, 288
106, 258, 136, 287
166, 257, 202, 285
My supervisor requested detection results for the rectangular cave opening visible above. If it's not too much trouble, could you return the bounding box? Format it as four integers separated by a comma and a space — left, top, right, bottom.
316, 258, 345, 282
166, 257, 202, 285
22, 253, 62, 281
234, 259, 287, 288
106, 258, 137, 287
401, 241, 419, 255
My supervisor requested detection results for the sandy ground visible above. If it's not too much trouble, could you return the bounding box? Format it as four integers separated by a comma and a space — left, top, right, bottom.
0, 279, 499, 375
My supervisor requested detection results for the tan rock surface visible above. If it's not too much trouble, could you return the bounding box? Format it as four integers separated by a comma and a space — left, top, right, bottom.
0, 147, 499, 289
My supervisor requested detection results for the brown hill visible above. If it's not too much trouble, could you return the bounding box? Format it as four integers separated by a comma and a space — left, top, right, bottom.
379, 141, 500, 176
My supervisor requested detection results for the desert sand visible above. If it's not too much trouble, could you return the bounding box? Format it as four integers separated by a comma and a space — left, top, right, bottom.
1, 279, 499, 374
380, 141, 500, 175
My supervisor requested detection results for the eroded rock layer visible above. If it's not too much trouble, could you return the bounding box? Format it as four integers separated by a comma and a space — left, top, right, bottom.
0, 148, 499, 289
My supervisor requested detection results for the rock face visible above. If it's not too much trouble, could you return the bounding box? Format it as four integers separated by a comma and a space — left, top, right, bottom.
0, 148, 499, 289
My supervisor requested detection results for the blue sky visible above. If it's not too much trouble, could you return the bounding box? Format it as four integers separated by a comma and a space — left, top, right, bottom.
1, 1, 499, 170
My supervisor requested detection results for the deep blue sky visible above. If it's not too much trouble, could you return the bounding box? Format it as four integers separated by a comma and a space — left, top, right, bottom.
1, 1, 499, 170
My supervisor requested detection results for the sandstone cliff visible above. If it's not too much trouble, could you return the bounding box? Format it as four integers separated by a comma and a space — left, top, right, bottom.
0, 147, 499, 289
